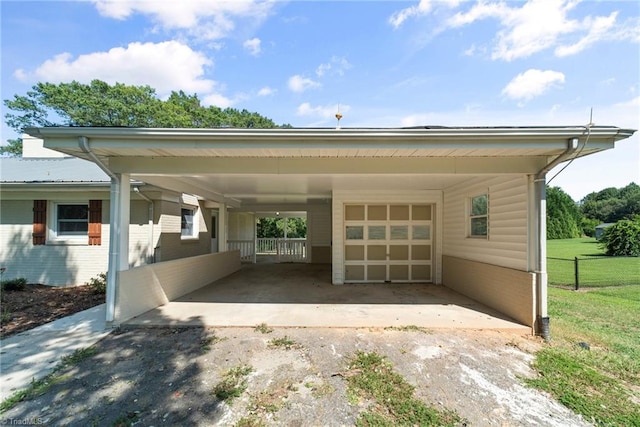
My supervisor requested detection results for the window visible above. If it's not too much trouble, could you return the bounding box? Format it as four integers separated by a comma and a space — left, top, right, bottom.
469, 194, 488, 237
181, 207, 198, 238
42, 200, 101, 245
57, 204, 89, 235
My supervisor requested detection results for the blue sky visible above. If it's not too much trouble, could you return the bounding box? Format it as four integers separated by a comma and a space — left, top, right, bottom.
2, 0, 638, 201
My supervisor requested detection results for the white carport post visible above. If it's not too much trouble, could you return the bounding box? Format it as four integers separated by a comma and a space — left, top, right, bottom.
218, 202, 227, 252
106, 173, 130, 323
530, 175, 549, 339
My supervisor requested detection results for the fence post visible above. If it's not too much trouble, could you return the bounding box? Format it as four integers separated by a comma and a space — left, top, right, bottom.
574, 256, 579, 291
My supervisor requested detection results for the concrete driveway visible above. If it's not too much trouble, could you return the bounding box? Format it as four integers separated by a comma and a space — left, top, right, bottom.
125, 263, 530, 332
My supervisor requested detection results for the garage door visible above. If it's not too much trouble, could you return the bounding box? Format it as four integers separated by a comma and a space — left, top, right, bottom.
344, 204, 432, 283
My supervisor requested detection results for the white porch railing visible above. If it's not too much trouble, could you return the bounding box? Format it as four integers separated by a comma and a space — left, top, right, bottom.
274, 238, 306, 262
227, 238, 307, 263
227, 240, 255, 262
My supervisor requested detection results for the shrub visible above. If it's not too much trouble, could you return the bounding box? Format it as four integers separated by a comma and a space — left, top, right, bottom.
581, 217, 600, 237
600, 219, 640, 256
1, 277, 27, 291
86, 272, 107, 294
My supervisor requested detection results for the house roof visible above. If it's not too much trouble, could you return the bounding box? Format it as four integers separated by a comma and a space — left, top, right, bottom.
0, 157, 109, 184
23, 126, 636, 206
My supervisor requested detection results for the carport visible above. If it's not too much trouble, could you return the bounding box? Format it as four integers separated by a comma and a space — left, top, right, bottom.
25, 125, 635, 336
123, 263, 530, 332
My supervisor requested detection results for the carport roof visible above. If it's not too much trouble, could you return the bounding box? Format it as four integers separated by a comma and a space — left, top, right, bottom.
24, 126, 635, 206
25, 125, 635, 160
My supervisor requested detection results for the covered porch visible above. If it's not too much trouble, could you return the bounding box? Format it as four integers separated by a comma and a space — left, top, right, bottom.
123, 263, 530, 332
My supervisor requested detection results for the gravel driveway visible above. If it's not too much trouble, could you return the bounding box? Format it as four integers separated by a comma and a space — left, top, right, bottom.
2, 327, 590, 426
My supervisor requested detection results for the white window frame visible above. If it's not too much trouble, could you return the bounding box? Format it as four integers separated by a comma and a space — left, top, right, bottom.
180, 205, 199, 240
48, 201, 89, 244
468, 194, 489, 238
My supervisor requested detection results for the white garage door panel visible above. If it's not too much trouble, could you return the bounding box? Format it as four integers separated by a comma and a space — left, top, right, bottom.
344, 203, 433, 283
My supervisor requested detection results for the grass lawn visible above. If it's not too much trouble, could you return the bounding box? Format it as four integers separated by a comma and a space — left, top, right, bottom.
527, 238, 640, 425
547, 238, 640, 287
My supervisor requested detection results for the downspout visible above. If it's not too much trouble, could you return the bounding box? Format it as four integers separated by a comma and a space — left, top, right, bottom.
533, 135, 582, 340
133, 187, 155, 264
78, 136, 119, 324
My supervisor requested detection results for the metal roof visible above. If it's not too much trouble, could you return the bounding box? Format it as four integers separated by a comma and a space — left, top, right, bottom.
0, 157, 109, 183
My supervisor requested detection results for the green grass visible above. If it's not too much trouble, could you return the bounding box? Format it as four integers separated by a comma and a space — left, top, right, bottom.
346, 351, 462, 426
267, 336, 300, 350
547, 238, 639, 287
526, 286, 640, 426
383, 325, 431, 333
1, 346, 98, 413
213, 365, 253, 402
254, 323, 274, 334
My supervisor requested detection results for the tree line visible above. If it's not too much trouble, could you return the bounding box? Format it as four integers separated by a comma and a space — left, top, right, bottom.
257, 218, 307, 239
2, 80, 290, 155
548, 183, 639, 234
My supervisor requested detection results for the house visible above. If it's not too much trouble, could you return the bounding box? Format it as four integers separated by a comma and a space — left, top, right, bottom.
0, 135, 214, 286
595, 223, 615, 240
2, 126, 635, 337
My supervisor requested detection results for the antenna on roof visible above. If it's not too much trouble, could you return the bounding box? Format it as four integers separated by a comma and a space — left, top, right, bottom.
335, 103, 343, 129
587, 107, 594, 128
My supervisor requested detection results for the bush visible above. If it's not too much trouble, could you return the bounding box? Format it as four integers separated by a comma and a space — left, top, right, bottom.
581, 217, 600, 237
1, 277, 27, 291
600, 219, 640, 256
86, 272, 107, 294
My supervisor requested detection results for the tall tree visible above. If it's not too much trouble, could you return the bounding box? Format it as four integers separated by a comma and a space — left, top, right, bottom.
547, 186, 582, 239
2, 80, 288, 156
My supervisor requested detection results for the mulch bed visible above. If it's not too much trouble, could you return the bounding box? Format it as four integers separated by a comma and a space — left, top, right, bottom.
0, 284, 104, 338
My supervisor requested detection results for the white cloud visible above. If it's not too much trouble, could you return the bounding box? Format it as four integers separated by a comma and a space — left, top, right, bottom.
389, 0, 433, 29
443, 0, 634, 61
93, 0, 275, 40
463, 44, 485, 57
13, 41, 227, 99
502, 69, 565, 102
243, 38, 261, 56
555, 12, 618, 57
316, 56, 352, 77
601, 77, 616, 86
257, 86, 276, 96
202, 92, 234, 108
296, 102, 350, 119
288, 75, 320, 93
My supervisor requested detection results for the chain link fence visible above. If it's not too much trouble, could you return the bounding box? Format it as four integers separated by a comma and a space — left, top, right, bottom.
548, 256, 640, 289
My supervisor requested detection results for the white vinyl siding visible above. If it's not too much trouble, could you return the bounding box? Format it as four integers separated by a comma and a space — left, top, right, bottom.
228, 212, 255, 240
308, 204, 331, 247
443, 176, 529, 270
0, 198, 155, 286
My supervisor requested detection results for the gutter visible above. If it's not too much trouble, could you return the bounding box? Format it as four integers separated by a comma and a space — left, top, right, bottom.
133, 187, 155, 264
78, 136, 119, 324
532, 135, 582, 341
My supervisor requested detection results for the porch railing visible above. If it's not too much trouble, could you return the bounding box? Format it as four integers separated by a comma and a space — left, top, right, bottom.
228, 238, 307, 263
274, 238, 306, 262
227, 240, 255, 262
